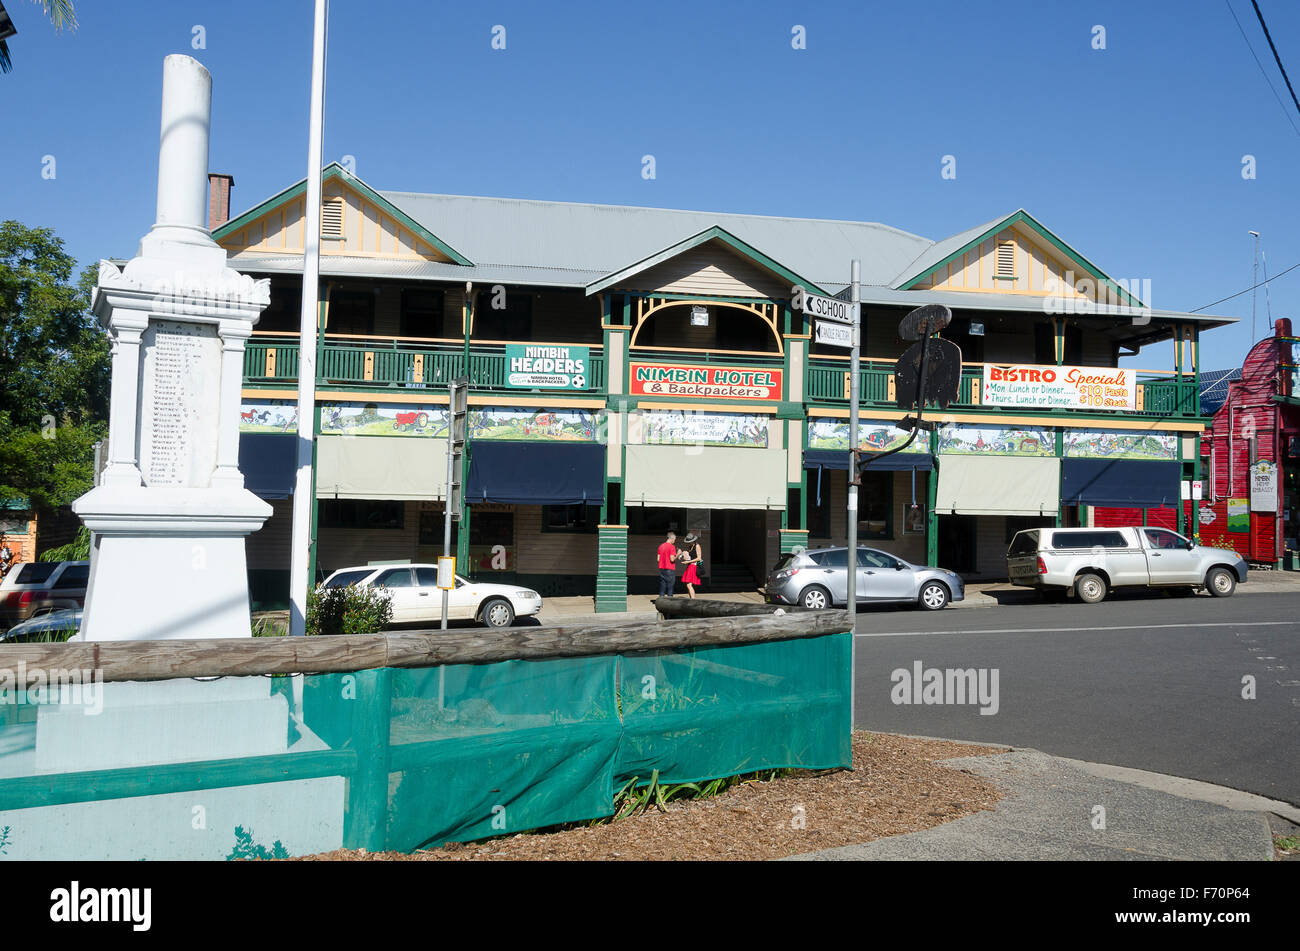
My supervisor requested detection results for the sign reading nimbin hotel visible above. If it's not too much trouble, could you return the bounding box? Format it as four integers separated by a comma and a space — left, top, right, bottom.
630, 362, 783, 402
506, 344, 589, 389
981, 363, 1137, 411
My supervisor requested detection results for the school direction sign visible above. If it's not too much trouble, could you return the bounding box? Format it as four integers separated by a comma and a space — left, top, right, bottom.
798, 289, 858, 324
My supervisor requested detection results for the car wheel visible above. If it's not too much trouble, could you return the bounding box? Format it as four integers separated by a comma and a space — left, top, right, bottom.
918, 581, 950, 611
481, 598, 515, 628
1206, 567, 1236, 598
800, 585, 832, 610
1075, 573, 1107, 604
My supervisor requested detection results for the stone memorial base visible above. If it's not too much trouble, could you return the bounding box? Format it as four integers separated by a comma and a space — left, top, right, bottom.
0, 679, 344, 861
74, 484, 272, 641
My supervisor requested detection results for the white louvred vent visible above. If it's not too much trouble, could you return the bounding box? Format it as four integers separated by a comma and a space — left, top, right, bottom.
995, 240, 1016, 277
321, 198, 344, 238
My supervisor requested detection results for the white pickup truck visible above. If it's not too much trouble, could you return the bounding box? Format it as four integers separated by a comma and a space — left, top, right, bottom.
1006, 526, 1248, 603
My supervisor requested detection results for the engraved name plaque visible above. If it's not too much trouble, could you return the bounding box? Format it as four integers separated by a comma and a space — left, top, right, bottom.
136, 319, 221, 487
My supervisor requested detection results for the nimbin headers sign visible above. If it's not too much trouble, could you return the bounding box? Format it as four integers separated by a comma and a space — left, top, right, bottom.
506, 345, 589, 389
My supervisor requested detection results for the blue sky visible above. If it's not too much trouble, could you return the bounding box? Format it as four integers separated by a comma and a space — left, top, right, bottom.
3, 0, 1299, 371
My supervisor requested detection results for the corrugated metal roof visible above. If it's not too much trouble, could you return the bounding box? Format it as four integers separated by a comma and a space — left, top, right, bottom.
833, 284, 1233, 326
890, 211, 1016, 288
220, 174, 1234, 328
378, 190, 931, 289
225, 252, 605, 288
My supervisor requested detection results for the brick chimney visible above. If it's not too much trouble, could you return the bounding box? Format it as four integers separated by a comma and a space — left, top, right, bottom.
207, 173, 234, 231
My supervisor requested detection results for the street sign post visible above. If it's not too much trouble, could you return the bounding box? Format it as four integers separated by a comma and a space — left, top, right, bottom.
845, 261, 861, 736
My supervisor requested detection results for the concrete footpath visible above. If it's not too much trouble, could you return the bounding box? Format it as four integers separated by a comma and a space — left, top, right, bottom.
788, 741, 1300, 861
535, 570, 1300, 626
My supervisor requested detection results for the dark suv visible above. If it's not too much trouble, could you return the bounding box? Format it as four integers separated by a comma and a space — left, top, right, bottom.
0, 561, 90, 629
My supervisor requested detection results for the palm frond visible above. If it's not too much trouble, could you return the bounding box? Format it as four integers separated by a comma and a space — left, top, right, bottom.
0, 40, 11, 74
38, 0, 77, 32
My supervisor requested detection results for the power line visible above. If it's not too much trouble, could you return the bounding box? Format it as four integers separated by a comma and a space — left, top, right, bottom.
1224, 0, 1300, 137
1251, 0, 1300, 117
1191, 257, 1300, 312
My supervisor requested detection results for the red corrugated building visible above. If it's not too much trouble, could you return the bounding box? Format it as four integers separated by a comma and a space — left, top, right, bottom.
1095, 319, 1300, 567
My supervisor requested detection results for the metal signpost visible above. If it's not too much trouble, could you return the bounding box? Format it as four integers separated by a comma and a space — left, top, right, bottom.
799, 268, 862, 732
441, 377, 468, 630
845, 264, 861, 730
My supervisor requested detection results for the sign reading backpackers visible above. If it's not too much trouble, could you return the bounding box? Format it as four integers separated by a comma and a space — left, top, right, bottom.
982, 363, 1136, 411
506, 344, 589, 389
629, 362, 783, 402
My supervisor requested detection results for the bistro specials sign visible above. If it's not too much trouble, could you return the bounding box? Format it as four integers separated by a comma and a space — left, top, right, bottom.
506, 344, 589, 389
981, 363, 1137, 411
629, 362, 783, 402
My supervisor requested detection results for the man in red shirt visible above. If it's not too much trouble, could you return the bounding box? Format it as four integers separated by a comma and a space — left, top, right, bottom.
656, 531, 678, 598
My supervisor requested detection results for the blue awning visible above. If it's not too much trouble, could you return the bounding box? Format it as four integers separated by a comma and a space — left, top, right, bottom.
239, 433, 297, 500
468, 441, 605, 505
1060, 458, 1181, 508
803, 448, 934, 472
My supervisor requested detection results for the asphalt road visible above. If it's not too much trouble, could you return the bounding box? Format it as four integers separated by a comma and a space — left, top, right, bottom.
852, 591, 1300, 806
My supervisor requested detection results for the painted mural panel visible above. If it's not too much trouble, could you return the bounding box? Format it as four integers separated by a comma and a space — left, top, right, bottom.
807, 419, 927, 453
1063, 429, 1178, 461
469, 408, 604, 443
936, 424, 1054, 456
321, 402, 450, 437
239, 400, 299, 433
635, 410, 768, 448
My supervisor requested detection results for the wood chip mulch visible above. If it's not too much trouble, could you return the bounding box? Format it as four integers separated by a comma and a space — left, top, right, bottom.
303, 732, 1008, 861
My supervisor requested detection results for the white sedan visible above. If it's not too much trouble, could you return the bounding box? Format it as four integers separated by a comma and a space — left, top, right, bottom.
319, 564, 542, 628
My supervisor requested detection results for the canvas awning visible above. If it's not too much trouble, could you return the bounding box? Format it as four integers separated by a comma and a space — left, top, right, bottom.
238, 433, 297, 499
467, 442, 605, 505
803, 449, 933, 472
935, 455, 1060, 516
316, 435, 448, 500
625, 444, 786, 510
1060, 458, 1181, 508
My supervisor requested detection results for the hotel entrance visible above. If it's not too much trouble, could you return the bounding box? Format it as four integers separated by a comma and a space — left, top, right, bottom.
710, 509, 768, 592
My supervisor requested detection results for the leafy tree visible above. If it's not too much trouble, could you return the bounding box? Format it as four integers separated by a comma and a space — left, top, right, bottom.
0, 1, 78, 74
0, 220, 109, 515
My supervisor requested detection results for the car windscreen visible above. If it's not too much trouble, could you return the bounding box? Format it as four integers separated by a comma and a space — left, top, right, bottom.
11, 563, 57, 585
1007, 532, 1039, 556
323, 569, 372, 588
772, 554, 796, 573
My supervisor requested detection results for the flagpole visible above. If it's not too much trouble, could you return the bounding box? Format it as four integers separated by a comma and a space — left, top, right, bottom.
289, 0, 328, 637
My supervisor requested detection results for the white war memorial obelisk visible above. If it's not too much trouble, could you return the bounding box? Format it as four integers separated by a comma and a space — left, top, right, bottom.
73, 54, 271, 641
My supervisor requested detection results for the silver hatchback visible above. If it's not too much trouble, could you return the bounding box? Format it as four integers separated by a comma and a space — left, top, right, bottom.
765, 546, 965, 611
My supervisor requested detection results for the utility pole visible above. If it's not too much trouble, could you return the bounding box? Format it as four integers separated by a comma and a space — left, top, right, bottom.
1250, 230, 1260, 343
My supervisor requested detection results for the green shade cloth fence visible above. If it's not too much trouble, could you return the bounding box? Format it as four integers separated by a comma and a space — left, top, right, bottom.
0, 632, 851, 858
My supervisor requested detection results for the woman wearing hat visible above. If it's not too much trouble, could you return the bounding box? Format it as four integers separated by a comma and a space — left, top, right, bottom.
678, 533, 704, 599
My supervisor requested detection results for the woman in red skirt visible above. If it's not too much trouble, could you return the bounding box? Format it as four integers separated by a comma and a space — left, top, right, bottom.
679, 532, 703, 598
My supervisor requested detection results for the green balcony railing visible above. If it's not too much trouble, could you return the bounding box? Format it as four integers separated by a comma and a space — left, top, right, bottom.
244, 336, 605, 393
806, 360, 1201, 419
